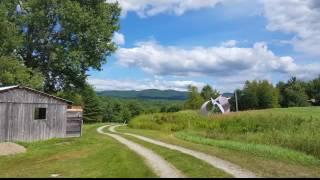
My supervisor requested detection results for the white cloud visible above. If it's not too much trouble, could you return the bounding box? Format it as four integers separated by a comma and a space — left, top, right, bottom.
88, 78, 205, 91
262, 0, 320, 56
107, 0, 224, 17
116, 40, 306, 76
108, 0, 320, 57
113, 32, 125, 46
114, 40, 320, 88
221, 40, 238, 47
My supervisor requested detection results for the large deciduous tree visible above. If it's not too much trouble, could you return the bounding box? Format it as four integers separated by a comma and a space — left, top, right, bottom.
0, 56, 44, 89
12, 0, 120, 92
277, 77, 310, 107
0, 1, 44, 89
232, 80, 280, 110
306, 75, 320, 106
200, 84, 220, 100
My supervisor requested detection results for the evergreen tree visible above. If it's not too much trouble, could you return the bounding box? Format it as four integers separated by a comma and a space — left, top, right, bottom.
81, 85, 103, 123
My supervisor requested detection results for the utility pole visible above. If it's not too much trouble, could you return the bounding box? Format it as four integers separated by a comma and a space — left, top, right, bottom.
235, 90, 239, 112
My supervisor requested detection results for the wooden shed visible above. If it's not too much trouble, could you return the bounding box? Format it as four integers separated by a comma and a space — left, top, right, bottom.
0, 86, 83, 142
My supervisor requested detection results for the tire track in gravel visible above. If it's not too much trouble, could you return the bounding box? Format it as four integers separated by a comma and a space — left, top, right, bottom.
97, 125, 185, 178
109, 125, 259, 178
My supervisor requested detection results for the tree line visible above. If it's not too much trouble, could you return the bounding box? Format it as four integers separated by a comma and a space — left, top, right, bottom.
185, 76, 320, 112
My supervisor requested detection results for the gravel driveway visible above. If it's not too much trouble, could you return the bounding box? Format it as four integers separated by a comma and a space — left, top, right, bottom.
97, 125, 185, 178
110, 125, 258, 178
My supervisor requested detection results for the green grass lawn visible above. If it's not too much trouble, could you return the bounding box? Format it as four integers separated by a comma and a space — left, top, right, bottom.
0, 124, 156, 178
127, 107, 320, 177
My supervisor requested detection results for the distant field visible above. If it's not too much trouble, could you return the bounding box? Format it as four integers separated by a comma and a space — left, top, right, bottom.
129, 107, 320, 160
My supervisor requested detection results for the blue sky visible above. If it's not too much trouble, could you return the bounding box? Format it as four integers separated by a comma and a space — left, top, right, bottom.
89, 0, 320, 92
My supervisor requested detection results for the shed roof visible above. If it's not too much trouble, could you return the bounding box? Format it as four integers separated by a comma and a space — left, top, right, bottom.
0, 85, 72, 104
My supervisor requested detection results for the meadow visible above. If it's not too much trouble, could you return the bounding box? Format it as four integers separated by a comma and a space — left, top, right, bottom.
128, 107, 320, 161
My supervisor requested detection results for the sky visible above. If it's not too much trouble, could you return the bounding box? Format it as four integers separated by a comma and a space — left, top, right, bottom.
88, 0, 320, 93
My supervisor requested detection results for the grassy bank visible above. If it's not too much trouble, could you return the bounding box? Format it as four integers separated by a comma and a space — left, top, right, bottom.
129, 107, 320, 159
118, 127, 320, 177
0, 124, 156, 178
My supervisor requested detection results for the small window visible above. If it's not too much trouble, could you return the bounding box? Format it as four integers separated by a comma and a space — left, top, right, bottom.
34, 108, 47, 120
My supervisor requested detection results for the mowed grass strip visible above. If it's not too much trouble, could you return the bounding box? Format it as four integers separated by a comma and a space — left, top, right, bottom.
119, 133, 231, 178
175, 131, 320, 166
119, 127, 320, 178
0, 124, 156, 178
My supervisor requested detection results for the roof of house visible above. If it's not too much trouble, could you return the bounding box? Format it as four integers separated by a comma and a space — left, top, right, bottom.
0, 85, 72, 104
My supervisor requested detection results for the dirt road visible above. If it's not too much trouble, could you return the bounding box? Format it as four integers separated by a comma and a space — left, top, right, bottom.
97, 125, 185, 178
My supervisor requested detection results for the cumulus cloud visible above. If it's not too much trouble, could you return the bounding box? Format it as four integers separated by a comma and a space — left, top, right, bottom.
107, 0, 224, 17
262, 0, 320, 56
88, 78, 206, 91
114, 40, 320, 85
108, 0, 320, 57
113, 32, 125, 46
116, 41, 302, 75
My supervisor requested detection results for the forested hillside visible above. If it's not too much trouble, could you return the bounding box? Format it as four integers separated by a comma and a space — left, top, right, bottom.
97, 89, 188, 100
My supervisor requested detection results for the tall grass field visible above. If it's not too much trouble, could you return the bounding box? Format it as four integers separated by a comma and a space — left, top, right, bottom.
128, 107, 320, 161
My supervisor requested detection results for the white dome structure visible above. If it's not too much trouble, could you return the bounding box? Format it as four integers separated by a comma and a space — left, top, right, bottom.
200, 95, 231, 115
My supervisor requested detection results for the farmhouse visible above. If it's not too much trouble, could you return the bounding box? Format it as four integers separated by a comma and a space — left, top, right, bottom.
0, 86, 83, 142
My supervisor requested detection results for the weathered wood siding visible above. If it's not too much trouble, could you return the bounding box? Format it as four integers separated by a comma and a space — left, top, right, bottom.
0, 88, 68, 142
66, 111, 83, 137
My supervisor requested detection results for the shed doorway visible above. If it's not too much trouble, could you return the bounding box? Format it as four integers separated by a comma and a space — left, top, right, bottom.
66, 106, 83, 137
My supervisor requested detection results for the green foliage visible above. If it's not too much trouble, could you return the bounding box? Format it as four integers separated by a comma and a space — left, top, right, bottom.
0, 1, 44, 88
56, 89, 83, 106
200, 84, 220, 100
306, 75, 320, 106
184, 85, 204, 110
160, 104, 182, 113
4, 0, 120, 92
99, 96, 184, 123
129, 107, 320, 159
56, 84, 103, 123
0, 56, 44, 89
97, 89, 188, 100
0, 1, 21, 57
81, 85, 103, 123
230, 80, 279, 110
277, 77, 310, 107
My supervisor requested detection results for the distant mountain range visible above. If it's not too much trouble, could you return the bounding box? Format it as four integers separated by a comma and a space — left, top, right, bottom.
97, 89, 235, 101
97, 89, 189, 100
